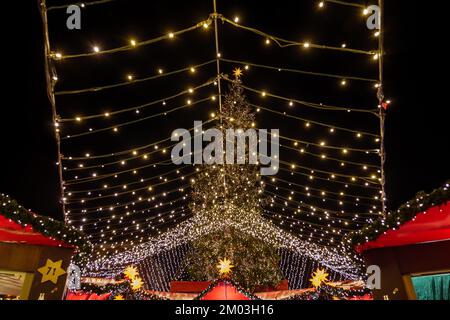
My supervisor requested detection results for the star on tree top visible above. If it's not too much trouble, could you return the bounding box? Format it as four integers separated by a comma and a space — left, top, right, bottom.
232, 67, 243, 79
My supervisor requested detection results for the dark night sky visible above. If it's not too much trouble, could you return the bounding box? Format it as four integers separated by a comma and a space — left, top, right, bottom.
1, 0, 448, 226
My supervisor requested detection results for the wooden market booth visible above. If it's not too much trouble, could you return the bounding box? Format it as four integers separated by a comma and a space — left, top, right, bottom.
350, 184, 450, 300
0, 194, 89, 300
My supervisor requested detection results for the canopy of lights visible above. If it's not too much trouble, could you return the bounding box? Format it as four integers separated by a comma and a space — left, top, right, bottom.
39, 0, 389, 286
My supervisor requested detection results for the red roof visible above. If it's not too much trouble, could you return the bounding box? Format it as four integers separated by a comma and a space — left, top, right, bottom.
0, 214, 75, 248
201, 281, 251, 300
356, 202, 450, 253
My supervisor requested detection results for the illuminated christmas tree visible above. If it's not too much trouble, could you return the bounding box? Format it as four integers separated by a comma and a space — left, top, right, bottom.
186, 74, 284, 291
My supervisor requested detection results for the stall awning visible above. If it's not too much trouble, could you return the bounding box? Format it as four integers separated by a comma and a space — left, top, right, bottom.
356, 202, 450, 253
0, 215, 74, 248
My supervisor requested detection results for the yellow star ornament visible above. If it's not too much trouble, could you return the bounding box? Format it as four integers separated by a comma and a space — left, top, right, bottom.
131, 277, 144, 291
217, 258, 234, 276
114, 294, 125, 300
232, 67, 243, 79
124, 265, 139, 280
37, 259, 66, 285
309, 268, 329, 288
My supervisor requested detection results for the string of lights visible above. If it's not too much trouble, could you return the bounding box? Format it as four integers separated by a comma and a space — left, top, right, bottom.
67, 184, 190, 215
47, 0, 117, 11
61, 119, 215, 160
219, 15, 375, 55
55, 60, 216, 96
51, 18, 213, 59
226, 79, 379, 114
249, 103, 380, 137
220, 58, 378, 83
61, 98, 211, 140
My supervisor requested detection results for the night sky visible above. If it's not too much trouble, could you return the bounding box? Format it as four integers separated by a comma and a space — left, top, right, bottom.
1, 0, 448, 232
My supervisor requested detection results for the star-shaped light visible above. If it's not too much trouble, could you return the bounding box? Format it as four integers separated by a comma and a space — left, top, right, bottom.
114, 294, 125, 300
216, 258, 234, 276
309, 268, 329, 288
131, 277, 144, 291
232, 67, 243, 79
37, 259, 66, 285
124, 265, 139, 280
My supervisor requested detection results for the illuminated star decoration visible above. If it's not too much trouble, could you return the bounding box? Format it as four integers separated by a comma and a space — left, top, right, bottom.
123, 265, 144, 291
123, 265, 139, 280
216, 258, 234, 276
131, 277, 144, 291
232, 67, 243, 79
309, 268, 329, 288
114, 294, 125, 300
37, 259, 66, 285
